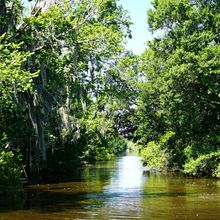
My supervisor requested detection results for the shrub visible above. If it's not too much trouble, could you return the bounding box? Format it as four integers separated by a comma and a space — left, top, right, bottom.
0, 150, 22, 193
140, 131, 174, 170
140, 141, 169, 170
83, 136, 128, 162
183, 151, 220, 177
214, 163, 220, 178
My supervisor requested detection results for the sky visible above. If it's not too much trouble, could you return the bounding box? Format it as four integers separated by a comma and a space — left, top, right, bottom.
119, 0, 153, 54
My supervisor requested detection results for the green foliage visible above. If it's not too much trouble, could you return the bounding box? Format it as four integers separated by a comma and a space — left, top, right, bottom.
127, 140, 140, 152
0, 0, 133, 177
137, 0, 220, 176
0, 150, 22, 193
183, 151, 220, 177
107, 136, 128, 155
2, 0, 220, 180
89, 136, 127, 161
214, 163, 220, 178
141, 141, 168, 170
78, 105, 128, 162
140, 131, 174, 170
0, 37, 37, 105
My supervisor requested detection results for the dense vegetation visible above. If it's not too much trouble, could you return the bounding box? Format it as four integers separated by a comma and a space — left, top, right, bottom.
138, 0, 220, 178
0, 0, 220, 193
0, 0, 135, 192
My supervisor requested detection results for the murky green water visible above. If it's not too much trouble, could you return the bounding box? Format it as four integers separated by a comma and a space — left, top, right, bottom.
1, 155, 220, 219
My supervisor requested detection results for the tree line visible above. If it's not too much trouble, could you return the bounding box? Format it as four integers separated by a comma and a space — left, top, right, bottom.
138, 0, 220, 178
0, 0, 220, 193
0, 0, 135, 192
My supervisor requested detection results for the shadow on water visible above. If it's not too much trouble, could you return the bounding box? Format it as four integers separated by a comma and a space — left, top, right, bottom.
0, 187, 197, 213
1, 155, 220, 220
0, 158, 116, 214
0, 190, 88, 213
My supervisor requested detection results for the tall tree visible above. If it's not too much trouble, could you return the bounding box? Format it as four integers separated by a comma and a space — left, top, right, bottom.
138, 0, 220, 176
0, 0, 132, 172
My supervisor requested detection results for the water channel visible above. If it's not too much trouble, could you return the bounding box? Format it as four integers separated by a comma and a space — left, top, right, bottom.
1, 154, 220, 219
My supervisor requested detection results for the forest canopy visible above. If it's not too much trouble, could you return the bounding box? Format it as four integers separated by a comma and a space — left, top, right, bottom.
138, 0, 220, 177
0, 0, 135, 189
0, 0, 220, 192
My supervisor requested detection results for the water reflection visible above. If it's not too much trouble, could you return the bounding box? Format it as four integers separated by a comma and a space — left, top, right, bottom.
141, 173, 220, 219
101, 156, 146, 219
104, 156, 145, 193
1, 155, 220, 220
82, 156, 146, 219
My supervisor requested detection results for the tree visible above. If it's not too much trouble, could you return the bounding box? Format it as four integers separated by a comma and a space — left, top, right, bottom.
139, 0, 220, 176
0, 0, 133, 174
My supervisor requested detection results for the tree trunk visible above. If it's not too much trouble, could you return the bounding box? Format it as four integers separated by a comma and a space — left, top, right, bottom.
0, 0, 7, 35
27, 91, 47, 167
35, 0, 58, 12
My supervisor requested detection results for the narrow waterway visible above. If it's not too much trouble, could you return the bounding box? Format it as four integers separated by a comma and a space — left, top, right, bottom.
1, 155, 220, 219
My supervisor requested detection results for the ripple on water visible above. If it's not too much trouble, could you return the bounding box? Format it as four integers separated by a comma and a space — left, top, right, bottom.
1, 155, 220, 220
